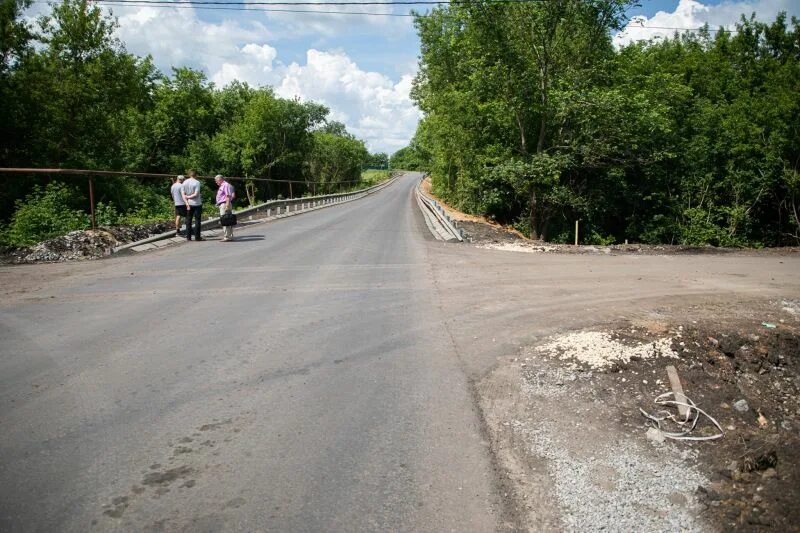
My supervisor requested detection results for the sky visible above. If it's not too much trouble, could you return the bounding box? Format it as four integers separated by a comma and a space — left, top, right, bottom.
25, 0, 800, 154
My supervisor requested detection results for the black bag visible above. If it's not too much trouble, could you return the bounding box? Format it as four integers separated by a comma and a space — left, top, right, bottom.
220, 212, 237, 226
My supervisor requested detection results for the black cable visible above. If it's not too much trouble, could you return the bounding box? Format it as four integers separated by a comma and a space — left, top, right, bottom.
35, 0, 745, 30
100, 1, 415, 14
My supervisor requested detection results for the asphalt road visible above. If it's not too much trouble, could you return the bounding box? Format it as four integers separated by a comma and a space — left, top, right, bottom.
4, 171, 800, 533
0, 172, 504, 532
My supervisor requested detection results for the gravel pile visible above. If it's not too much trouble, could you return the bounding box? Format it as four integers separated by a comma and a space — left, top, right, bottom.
1, 222, 171, 263
533, 330, 677, 370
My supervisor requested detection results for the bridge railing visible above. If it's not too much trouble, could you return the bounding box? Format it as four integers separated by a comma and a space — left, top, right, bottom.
0, 167, 395, 230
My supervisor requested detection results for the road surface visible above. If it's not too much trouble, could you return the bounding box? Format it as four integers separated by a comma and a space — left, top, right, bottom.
3, 171, 799, 532
0, 173, 504, 532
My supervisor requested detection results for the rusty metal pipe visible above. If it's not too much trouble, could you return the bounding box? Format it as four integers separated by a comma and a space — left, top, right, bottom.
0, 167, 363, 185
88, 176, 96, 230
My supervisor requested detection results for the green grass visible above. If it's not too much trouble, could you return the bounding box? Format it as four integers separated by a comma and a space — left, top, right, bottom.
361, 169, 391, 186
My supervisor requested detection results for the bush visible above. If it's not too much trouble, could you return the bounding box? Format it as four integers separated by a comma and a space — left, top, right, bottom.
2, 182, 90, 246
118, 196, 173, 225
95, 202, 120, 226
361, 169, 390, 186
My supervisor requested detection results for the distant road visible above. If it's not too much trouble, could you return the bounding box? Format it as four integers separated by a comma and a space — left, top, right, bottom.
0, 172, 503, 532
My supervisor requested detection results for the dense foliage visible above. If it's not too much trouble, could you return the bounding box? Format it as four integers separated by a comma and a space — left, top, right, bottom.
411, 1, 800, 246
0, 0, 374, 246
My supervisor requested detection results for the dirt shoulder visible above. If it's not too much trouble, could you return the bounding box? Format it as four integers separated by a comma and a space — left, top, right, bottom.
427, 234, 800, 531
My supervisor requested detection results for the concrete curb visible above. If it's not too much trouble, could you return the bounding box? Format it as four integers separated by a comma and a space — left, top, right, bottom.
113, 174, 400, 254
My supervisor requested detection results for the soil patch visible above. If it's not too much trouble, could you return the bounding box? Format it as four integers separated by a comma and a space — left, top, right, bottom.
479, 300, 800, 531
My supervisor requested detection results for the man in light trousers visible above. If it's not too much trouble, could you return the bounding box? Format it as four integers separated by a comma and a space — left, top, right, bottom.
215, 174, 235, 242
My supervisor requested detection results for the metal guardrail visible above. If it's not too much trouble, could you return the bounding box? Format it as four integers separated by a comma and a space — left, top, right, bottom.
113, 173, 400, 253
0, 167, 373, 230
415, 176, 464, 242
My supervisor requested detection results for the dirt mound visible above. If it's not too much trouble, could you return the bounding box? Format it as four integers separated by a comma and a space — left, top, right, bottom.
481, 301, 800, 531
1, 222, 171, 264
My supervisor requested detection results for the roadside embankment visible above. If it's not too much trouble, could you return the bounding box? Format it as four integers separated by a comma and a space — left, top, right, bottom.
421, 176, 800, 256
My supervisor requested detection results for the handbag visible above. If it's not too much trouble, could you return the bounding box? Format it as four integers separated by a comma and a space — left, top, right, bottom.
220, 212, 237, 226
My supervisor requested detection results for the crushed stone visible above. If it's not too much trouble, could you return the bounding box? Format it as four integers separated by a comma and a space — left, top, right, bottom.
476, 242, 561, 253
783, 299, 800, 316
532, 330, 677, 369
510, 419, 708, 532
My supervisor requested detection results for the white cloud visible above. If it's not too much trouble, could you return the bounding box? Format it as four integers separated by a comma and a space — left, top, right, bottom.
211, 43, 279, 87
276, 50, 421, 153
614, 0, 800, 47
111, 6, 272, 78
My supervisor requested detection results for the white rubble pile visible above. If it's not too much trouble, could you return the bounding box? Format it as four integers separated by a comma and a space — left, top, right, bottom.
534, 330, 677, 369
3, 223, 171, 263
476, 242, 560, 253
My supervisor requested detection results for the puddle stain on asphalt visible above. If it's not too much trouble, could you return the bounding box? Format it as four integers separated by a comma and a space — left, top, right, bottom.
98, 416, 248, 525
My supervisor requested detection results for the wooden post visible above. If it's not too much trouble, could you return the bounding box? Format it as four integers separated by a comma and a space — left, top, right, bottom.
88, 176, 97, 230
574, 220, 579, 246
289, 182, 293, 199
666, 365, 690, 421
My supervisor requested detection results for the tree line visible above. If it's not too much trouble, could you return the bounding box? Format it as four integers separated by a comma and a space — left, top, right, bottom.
403, 0, 800, 246
0, 0, 375, 246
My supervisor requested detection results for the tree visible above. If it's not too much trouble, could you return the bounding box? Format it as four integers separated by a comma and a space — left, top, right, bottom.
412, 4, 800, 245
124, 67, 215, 173
366, 152, 389, 169
30, 0, 156, 169
307, 132, 369, 193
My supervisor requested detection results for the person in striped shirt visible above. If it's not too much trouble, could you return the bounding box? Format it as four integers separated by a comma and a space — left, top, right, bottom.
215, 174, 235, 242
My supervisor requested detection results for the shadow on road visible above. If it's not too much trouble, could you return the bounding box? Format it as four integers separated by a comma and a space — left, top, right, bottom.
230, 235, 264, 241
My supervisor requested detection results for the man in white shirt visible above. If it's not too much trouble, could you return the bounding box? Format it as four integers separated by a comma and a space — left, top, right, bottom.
181, 170, 204, 241
170, 175, 186, 237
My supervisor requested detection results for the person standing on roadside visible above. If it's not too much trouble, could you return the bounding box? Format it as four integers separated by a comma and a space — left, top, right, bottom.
170, 175, 187, 237
215, 174, 235, 242
181, 170, 203, 241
